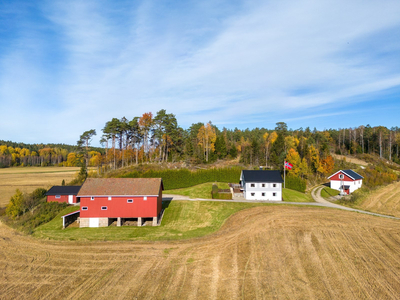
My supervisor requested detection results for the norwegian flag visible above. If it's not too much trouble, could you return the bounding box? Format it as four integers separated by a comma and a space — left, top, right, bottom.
284, 161, 293, 170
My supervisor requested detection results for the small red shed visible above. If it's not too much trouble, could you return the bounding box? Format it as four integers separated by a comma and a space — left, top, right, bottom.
77, 178, 164, 228
46, 186, 81, 204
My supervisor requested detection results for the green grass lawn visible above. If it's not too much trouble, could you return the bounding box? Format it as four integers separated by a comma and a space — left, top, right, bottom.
282, 188, 314, 202
166, 182, 230, 199
33, 200, 274, 241
321, 187, 340, 198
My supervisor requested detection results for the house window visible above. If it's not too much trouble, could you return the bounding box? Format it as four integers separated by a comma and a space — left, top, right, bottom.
101, 206, 107, 210
143, 196, 147, 201
262, 193, 265, 196
273, 193, 277, 197
108, 196, 112, 200
262, 184, 265, 187
273, 184, 276, 188
55, 195, 61, 199
127, 199, 133, 203
82, 207, 88, 210
250, 184, 255, 187
91, 196, 94, 200
251, 193, 255, 196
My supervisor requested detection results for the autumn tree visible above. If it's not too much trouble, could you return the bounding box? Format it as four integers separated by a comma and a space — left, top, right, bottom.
197, 122, 217, 162
263, 131, 277, 168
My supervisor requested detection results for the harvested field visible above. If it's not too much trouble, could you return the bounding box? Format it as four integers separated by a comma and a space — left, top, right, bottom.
358, 181, 400, 218
0, 167, 80, 207
1, 206, 400, 299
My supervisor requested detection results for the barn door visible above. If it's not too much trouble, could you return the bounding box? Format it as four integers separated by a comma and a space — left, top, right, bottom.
89, 218, 99, 228
68, 195, 73, 204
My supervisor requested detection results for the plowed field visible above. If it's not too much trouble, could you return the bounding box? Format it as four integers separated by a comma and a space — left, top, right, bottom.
1, 206, 400, 299
358, 181, 400, 218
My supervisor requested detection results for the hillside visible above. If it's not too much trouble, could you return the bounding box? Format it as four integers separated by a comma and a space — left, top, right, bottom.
355, 181, 400, 218
1, 206, 400, 299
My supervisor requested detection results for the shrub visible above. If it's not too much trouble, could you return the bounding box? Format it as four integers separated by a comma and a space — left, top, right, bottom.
285, 175, 307, 193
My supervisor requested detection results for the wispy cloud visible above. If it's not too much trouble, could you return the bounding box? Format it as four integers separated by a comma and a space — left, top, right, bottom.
0, 0, 400, 144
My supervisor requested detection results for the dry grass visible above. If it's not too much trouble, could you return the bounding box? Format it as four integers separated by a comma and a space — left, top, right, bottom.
1, 205, 400, 299
332, 154, 369, 166
0, 167, 80, 207
357, 181, 400, 218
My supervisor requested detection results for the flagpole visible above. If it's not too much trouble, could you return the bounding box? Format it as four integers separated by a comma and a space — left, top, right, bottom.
284, 161, 286, 189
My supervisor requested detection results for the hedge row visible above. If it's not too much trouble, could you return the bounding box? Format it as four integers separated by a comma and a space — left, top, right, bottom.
120, 167, 242, 190
285, 176, 307, 193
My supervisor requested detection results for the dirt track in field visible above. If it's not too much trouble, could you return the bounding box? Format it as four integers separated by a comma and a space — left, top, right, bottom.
2, 205, 400, 299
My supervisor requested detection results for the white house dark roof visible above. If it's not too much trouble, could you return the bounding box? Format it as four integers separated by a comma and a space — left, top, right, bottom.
241, 170, 283, 183
46, 186, 81, 196
327, 169, 363, 180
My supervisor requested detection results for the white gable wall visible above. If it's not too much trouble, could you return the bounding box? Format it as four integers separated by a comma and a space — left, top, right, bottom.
243, 182, 282, 201
330, 179, 362, 194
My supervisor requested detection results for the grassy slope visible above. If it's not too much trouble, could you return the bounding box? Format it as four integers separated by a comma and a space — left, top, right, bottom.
321, 187, 339, 198
33, 200, 275, 241
282, 188, 313, 202
166, 182, 230, 199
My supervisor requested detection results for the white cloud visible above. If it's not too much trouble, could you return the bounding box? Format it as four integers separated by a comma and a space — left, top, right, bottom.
1, 0, 400, 144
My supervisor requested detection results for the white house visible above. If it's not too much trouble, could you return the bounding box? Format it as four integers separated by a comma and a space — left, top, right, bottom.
240, 170, 283, 201
327, 169, 363, 195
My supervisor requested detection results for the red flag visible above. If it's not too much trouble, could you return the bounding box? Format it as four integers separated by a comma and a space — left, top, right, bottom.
284, 161, 293, 170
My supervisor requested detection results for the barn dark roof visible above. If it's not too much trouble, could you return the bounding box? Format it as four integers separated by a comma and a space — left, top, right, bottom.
328, 169, 363, 180
46, 186, 81, 196
77, 178, 164, 196
342, 169, 363, 180
241, 170, 283, 183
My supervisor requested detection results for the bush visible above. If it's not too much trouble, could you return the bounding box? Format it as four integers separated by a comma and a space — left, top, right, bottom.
285, 176, 307, 193
120, 167, 242, 190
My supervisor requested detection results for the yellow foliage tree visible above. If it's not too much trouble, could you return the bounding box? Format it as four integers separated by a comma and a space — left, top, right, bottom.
197, 122, 216, 162
263, 131, 277, 168
285, 148, 301, 176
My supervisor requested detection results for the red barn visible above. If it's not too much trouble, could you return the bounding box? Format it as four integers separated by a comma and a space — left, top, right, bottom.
46, 186, 81, 204
77, 178, 164, 228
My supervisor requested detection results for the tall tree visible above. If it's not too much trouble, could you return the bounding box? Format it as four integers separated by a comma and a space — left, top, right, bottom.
77, 129, 96, 167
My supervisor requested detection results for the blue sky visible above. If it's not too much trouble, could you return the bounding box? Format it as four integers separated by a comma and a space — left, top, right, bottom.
1, 0, 400, 146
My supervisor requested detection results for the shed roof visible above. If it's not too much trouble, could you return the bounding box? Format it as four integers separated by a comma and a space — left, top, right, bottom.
241, 170, 283, 183
77, 178, 164, 196
327, 169, 363, 180
46, 186, 81, 196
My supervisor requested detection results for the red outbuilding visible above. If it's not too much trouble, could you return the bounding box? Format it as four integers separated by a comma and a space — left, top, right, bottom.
77, 178, 164, 228
46, 186, 81, 204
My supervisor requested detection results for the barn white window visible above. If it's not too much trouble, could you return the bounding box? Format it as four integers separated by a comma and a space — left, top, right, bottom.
101, 206, 107, 210
127, 199, 133, 203
339, 174, 344, 179
91, 196, 94, 200
143, 196, 147, 201
82, 207, 88, 210
108, 196, 112, 200
55, 195, 61, 199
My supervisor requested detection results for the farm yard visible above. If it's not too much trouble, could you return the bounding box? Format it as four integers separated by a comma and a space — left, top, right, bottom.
1, 205, 400, 299
0, 167, 80, 207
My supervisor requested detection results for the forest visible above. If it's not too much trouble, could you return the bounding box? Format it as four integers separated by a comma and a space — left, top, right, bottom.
2, 109, 400, 182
